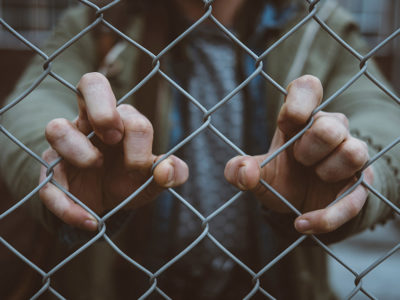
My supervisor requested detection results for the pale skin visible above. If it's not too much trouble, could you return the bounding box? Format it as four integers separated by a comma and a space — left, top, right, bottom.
39, 0, 373, 234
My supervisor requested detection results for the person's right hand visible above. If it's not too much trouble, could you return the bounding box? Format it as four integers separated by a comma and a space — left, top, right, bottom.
39, 72, 189, 231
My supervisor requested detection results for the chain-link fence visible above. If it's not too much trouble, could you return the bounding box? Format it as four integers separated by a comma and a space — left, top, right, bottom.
0, 0, 400, 299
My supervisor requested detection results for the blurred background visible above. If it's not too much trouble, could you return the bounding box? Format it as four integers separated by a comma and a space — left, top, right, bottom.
323, 1, 400, 298
1, 0, 399, 299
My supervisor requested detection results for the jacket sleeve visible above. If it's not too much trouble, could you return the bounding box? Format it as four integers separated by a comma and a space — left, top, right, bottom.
321, 24, 400, 242
0, 6, 97, 232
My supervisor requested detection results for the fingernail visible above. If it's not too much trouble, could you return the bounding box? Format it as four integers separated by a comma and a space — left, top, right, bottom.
83, 219, 98, 231
104, 129, 122, 144
295, 219, 311, 233
238, 166, 247, 190
166, 164, 175, 186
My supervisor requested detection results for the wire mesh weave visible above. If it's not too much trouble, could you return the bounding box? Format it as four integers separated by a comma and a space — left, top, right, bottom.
1, 0, 400, 299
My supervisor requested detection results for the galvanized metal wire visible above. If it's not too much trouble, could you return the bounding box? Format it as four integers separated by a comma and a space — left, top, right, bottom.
0, 0, 399, 299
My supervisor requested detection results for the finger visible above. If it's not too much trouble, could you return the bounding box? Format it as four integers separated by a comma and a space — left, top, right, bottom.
294, 167, 373, 234
224, 155, 261, 190
225, 155, 291, 212
76, 72, 124, 144
293, 112, 349, 166
278, 75, 323, 136
315, 137, 369, 182
45, 118, 103, 168
119, 155, 189, 210
118, 104, 155, 171
153, 155, 189, 188
39, 148, 98, 231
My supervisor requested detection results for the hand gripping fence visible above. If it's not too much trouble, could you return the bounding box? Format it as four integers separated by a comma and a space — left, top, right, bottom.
1, 0, 400, 299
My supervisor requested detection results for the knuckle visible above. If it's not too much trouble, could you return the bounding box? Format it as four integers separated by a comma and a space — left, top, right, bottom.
118, 103, 136, 113
280, 103, 308, 126
293, 143, 311, 166
286, 104, 302, 122
81, 152, 100, 168
315, 166, 335, 182
333, 112, 349, 127
320, 214, 334, 233
59, 209, 69, 224
126, 156, 153, 171
312, 118, 345, 145
94, 110, 119, 127
128, 115, 154, 136
342, 139, 369, 168
118, 104, 153, 135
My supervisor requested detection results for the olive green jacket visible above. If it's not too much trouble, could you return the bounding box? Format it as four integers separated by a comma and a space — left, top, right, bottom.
1, 2, 399, 299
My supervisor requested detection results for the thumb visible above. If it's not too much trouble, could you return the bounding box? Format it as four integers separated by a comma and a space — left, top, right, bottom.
224, 155, 261, 191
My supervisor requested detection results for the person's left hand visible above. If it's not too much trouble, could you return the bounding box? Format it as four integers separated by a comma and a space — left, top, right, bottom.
224, 75, 373, 235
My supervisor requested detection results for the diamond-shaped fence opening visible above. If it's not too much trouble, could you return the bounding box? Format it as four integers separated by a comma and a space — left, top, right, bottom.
0, 0, 400, 299
328, 221, 400, 298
